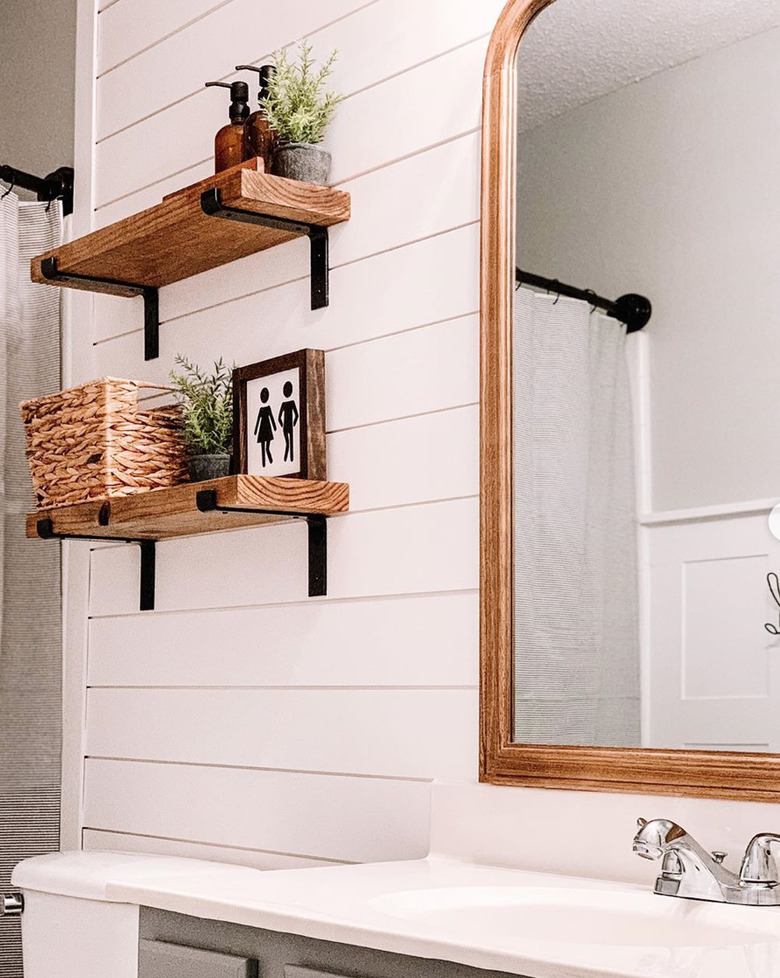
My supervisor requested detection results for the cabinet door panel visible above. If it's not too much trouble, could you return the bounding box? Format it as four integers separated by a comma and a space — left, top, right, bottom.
139, 939, 257, 978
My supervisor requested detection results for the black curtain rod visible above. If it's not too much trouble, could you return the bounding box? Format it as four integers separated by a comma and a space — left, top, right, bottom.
516, 267, 651, 333
0, 165, 74, 216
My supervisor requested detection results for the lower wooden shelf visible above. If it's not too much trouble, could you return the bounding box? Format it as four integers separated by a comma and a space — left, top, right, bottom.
26, 475, 349, 540
27, 475, 349, 608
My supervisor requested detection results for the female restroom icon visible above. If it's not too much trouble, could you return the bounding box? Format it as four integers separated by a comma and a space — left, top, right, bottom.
254, 387, 277, 466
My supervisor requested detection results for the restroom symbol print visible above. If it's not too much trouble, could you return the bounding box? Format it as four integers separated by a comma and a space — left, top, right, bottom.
251, 374, 301, 475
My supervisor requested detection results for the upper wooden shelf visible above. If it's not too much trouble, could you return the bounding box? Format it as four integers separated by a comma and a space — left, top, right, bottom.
31, 163, 350, 291
26, 474, 349, 541
29, 160, 351, 359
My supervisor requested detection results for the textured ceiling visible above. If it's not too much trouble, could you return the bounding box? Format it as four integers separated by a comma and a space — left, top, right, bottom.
518, 0, 780, 130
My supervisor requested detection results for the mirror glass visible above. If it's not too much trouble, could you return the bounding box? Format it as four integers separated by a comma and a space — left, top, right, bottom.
513, 0, 780, 751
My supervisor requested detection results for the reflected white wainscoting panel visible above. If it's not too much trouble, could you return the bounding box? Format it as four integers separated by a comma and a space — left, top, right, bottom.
644, 503, 780, 751
82, 759, 431, 863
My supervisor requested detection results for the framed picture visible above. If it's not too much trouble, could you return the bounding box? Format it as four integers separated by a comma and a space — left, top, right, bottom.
233, 350, 326, 480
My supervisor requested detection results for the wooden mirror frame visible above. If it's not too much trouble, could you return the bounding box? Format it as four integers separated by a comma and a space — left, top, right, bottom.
479, 0, 780, 802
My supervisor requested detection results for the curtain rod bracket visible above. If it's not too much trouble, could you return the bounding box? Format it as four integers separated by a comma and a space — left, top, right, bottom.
0, 165, 73, 216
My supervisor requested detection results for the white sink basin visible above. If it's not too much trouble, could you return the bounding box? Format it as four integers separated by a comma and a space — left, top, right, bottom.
371, 885, 779, 949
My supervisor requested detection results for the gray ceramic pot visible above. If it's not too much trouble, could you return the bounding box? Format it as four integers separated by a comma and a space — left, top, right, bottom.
273, 143, 332, 184
188, 454, 231, 483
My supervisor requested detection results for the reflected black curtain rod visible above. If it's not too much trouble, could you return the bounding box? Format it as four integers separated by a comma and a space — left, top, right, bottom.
516, 267, 651, 333
0, 165, 74, 216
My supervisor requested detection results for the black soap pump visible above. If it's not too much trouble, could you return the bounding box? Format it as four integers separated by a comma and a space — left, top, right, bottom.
235, 64, 277, 170
204, 80, 250, 173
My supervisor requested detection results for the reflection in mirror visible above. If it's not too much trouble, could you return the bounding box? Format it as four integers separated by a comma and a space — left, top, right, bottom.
513, 0, 780, 751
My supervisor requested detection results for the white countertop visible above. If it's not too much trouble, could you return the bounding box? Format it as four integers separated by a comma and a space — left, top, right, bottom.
13, 851, 780, 978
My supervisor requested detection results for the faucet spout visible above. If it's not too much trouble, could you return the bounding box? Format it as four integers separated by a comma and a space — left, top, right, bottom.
632, 817, 685, 861
632, 818, 738, 902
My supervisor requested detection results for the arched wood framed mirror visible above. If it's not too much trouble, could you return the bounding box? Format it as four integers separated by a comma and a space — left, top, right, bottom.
480, 0, 780, 801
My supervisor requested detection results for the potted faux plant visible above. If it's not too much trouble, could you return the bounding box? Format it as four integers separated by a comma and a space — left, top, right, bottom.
265, 40, 344, 184
169, 355, 233, 482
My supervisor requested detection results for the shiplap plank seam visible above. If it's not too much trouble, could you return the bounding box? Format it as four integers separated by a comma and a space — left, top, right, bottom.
84, 758, 431, 782
96, 0, 383, 139
82, 758, 432, 862
99, 0, 241, 77
88, 585, 478, 619
94, 38, 486, 205
82, 828, 353, 865
92, 222, 480, 349
96, 0, 494, 145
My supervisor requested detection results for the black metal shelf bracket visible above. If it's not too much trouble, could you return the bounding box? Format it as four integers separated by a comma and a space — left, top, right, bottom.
36, 516, 156, 611
39, 256, 160, 360
195, 488, 327, 596
200, 188, 329, 310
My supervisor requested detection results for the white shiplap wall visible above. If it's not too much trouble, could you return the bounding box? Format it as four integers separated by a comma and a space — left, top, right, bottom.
68, 0, 505, 866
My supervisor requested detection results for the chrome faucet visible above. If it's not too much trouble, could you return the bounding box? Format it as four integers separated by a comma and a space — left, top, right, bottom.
633, 818, 780, 907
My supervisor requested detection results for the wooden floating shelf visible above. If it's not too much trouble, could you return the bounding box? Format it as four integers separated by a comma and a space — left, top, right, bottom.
26, 475, 349, 540
29, 159, 351, 359
28, 475, 349, 608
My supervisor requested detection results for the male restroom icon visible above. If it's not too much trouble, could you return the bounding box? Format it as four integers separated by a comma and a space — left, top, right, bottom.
278, 381, 300, 463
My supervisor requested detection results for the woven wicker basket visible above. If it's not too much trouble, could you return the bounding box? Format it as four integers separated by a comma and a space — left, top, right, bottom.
20, 377, 189, 508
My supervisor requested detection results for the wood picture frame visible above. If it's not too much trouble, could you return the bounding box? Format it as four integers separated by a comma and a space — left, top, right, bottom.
479, 0, 780, 802
233, 350, 326, 481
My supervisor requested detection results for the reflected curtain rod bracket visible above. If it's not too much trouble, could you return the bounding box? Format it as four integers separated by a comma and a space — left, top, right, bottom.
516, 268, 652, 333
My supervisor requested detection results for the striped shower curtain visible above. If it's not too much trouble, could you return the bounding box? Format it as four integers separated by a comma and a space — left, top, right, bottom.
513, 287, 641, 748
0, 193, 62, 977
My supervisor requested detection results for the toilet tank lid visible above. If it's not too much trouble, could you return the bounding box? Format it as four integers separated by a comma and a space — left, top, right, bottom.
11, 851, 226, 902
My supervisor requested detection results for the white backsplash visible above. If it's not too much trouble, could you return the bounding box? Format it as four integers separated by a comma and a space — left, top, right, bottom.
430, 781, 780, 885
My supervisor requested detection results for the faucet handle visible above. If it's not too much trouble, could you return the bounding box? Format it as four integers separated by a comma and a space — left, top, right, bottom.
637, 817, 648, 828
740, 833, 780, 886
711, 851, 727, 864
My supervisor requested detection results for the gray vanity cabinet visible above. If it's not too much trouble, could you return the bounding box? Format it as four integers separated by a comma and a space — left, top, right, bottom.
139, 909, 529, 978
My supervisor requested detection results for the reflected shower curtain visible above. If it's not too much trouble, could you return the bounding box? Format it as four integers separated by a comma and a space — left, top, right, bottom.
513, 288, 640, 747
0, 194, 62, 977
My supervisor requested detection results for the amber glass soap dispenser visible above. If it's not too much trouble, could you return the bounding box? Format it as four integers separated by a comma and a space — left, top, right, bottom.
205, 80, 250, 172
236, 64, 277, 170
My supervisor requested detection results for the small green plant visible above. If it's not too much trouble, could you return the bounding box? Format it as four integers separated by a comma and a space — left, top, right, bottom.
264, 40, 344, 145
169, 355, 233, 456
